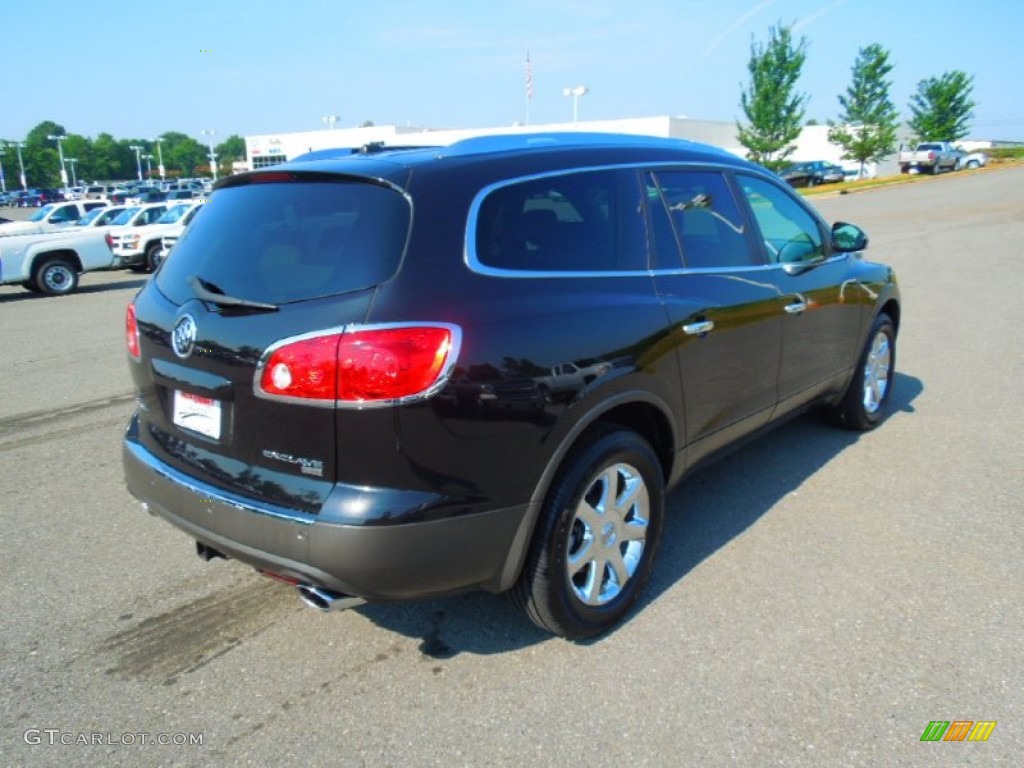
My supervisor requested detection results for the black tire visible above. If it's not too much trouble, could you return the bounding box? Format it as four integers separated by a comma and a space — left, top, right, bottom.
35, 257, 79, 296
512, 425, 664, 639
145, 242, 162, 272
833, 313, 896, 431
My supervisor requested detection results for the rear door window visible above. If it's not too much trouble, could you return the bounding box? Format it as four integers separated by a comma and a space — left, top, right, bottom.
155, 178, 411, 306
646, 170, 754, 269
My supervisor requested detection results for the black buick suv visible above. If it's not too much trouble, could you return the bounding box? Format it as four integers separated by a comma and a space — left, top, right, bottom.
123, 133, 900, 639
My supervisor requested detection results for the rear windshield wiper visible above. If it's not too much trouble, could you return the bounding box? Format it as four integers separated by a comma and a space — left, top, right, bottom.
188, 275, 279, 312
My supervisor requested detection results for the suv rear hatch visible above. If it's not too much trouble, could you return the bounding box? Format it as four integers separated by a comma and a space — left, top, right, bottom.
127, 171, 412, 512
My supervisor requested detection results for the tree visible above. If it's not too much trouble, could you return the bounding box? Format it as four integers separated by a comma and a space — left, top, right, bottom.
908, 71, 976, 141
737, 24, 809, 167
215, 134, 245, 174
828, 44, 900, 175
160, 132, 207, 178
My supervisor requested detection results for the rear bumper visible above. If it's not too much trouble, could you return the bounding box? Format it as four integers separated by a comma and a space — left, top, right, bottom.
122, 420, 528, 600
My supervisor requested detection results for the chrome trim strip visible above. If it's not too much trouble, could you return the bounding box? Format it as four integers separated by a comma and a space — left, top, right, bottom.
124, 438, 316, 525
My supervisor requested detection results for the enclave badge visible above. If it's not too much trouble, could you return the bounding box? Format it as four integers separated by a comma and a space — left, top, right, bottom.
172, 314, 197, 359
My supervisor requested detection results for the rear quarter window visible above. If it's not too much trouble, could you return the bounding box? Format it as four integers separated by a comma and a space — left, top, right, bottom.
472, 168, 647, 273
155, 179, 411, 305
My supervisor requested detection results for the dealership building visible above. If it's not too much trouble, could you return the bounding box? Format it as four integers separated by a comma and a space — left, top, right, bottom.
244, 116, 907, 177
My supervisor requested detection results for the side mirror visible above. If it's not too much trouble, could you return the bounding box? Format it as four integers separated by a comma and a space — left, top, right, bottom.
831, 221, 868, 252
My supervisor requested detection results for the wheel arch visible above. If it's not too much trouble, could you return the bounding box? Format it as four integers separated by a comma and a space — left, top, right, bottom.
31, 248, 83, 277
880, 298, 900, 334
487, 390, 678, 593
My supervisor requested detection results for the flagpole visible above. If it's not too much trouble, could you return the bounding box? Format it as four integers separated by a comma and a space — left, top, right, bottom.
525, 50, 533, 125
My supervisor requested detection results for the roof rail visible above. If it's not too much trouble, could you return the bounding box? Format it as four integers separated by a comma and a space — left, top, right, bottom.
437, 132, 698, 158
288, 143, 441, 163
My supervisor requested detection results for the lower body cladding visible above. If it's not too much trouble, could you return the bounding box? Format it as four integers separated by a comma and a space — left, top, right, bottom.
122, 426, 529, 613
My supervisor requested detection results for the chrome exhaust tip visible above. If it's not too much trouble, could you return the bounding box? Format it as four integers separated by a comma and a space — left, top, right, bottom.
297, 584, 366, 612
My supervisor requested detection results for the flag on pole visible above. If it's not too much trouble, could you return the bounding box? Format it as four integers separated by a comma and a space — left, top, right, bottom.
525, 51, 533, 100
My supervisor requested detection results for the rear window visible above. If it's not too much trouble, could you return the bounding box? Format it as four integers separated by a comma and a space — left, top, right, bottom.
155, 179, 411, 305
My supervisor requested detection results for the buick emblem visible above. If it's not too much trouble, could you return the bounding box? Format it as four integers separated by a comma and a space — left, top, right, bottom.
172, 314, 197, 358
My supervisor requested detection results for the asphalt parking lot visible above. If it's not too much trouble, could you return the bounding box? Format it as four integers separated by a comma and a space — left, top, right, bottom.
1, 168, 1021, 767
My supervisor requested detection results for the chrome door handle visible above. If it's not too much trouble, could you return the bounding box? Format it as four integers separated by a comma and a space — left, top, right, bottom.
784, 301, 807, 315
682, 320, 715, 335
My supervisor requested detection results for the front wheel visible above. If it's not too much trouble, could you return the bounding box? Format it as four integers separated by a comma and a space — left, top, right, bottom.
145, 242, 163, 272
35, 257, 79, 296
832, 313, 896, 431
512, 426, 664, 639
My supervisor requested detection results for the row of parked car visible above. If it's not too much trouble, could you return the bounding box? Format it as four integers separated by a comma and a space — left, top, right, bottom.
0, 178, 212, 208
0, 197, 205, 294
780, 146, 989, 188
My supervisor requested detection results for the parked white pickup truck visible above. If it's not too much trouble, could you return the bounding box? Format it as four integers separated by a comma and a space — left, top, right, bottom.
0, 200, 109, 237
897, 142, 959, 175
0, 227, 116, 295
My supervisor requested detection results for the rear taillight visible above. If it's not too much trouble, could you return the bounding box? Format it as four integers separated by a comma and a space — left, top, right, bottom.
105, 232, 113, 250
256, 324, 459, 407
125, 303, 141, 360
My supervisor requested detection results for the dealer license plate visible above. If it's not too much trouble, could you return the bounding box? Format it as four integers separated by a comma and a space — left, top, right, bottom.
172, 390, 222, 439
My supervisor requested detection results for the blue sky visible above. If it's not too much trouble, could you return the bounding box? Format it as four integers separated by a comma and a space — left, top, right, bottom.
3, 0, 1022, 142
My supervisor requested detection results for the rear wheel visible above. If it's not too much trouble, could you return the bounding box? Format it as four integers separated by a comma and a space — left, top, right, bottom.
832, 313, 895, 431
513, 426, 664, 639
35, 257, 79, 296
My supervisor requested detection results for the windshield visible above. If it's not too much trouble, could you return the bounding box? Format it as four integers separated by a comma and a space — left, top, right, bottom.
113, 207, 141, 225
30, 205, 55, 222
156, 205, 190, 224
156, 178, 411, 306
97, 208, 125, 225
75, 207, 106, 226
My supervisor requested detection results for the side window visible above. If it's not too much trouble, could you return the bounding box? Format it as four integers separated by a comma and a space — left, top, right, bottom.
737, 175, 825, 264
648, 170, 753, 269
475, 169, 647, 272
52, 206, 80, 223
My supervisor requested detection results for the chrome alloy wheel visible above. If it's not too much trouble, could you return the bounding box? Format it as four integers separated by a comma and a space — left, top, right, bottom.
566, 462, 650, 606
862, 331, 891, 414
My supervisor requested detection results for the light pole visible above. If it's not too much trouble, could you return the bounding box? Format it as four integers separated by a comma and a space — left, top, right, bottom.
13, 142, 26, 190
0, 144, 6, 194
48, 133, 69, 189
142, 154, 153, 179
321, 114, 339, 130
562, 85, 589, 123
201, 129, 218, 182
129, 145, 143, 182
66, 158, 79, 187
152, 136, 165, 180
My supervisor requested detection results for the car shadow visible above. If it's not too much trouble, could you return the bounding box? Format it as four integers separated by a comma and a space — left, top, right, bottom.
0, 276, 148, 302
355, 372, 924, 656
